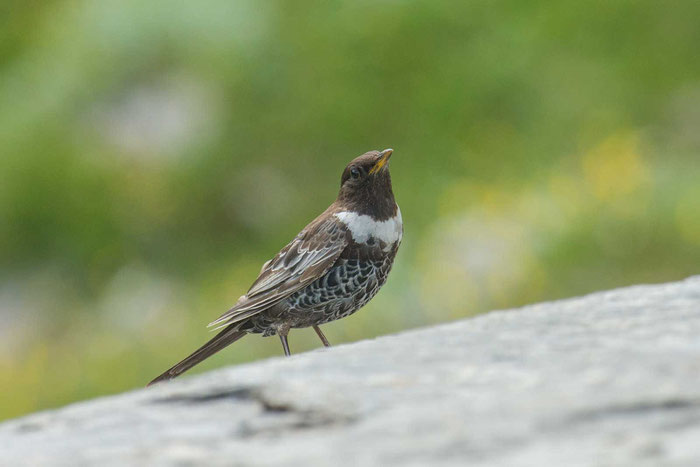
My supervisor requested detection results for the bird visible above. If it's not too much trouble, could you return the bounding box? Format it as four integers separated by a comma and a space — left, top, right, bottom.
148, 149, 402, 385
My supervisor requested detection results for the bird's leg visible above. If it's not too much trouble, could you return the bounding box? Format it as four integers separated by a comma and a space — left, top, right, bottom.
313, 325, 331, 347
278, 325, 291, 356
279, 334, 291, 356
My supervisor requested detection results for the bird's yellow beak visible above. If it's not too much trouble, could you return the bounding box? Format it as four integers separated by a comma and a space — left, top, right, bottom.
369, 148, 393, 175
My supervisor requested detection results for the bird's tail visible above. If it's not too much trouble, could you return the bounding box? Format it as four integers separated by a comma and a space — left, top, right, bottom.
147, 325, 247, 386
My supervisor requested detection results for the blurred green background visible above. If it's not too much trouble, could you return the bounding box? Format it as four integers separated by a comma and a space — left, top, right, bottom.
1, 0, 699, 421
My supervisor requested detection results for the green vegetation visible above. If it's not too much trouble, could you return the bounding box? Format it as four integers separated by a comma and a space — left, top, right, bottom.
1, 1, 699, 420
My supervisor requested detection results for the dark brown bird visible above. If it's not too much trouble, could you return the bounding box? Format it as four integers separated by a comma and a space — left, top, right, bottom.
148, 149, 402, 385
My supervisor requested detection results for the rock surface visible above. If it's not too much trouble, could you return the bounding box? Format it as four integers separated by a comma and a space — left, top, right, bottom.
2, 277, 700, 466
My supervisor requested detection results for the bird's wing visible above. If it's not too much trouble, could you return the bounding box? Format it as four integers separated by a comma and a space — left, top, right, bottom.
208, 213, 348, 329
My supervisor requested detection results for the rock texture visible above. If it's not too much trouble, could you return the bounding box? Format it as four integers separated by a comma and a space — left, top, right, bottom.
2, 277, 700, 466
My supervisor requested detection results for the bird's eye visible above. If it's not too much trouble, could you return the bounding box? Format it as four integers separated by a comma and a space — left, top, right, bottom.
350, 167, 361, 179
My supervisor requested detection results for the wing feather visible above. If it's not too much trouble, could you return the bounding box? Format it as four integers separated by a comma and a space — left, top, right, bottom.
208, 213, 348, 329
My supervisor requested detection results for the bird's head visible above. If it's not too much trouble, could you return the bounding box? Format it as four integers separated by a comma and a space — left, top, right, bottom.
337, 148, 396, 219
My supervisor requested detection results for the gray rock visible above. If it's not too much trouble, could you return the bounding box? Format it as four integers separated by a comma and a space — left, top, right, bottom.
2, 277, 700, 466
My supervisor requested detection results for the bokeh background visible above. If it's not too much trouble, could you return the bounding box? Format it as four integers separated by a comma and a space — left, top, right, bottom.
2, 1, 700, 421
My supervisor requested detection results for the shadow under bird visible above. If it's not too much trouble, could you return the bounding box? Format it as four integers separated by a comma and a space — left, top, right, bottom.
148, 149, 402, 385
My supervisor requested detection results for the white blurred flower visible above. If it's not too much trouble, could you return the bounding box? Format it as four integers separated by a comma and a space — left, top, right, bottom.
91, 72, 220, 161
99, 264, 180, 332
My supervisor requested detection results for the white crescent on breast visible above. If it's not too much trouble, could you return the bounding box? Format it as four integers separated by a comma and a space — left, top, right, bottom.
334, 207, 403, 250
